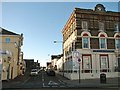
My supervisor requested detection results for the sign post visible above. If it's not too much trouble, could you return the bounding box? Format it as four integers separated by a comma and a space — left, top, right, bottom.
72, 51, 81, 84
78, 58, 81, 84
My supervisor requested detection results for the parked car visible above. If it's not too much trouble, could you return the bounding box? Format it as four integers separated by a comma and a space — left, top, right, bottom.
46, 69, 55, 76
30, 69, 38, 76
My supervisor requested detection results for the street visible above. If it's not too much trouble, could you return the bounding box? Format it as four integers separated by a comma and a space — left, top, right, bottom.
2, 70, 120, 90
2, 70, 68, 89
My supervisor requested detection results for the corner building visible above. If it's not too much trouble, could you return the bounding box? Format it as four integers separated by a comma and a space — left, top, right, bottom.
62, 4, 120, 80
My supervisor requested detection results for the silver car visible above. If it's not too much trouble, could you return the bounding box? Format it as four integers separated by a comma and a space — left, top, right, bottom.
30, 69, 38, 76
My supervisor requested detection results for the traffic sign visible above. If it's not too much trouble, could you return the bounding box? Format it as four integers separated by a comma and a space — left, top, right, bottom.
78, 58, 81, 62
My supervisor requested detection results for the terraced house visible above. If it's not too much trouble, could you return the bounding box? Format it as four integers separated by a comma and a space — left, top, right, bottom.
62, 4, 120, 80
0, 27, 25, 80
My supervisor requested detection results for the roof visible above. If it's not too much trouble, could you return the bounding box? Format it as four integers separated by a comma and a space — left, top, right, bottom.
0, 27, 19, 35
51, 54, 63, 60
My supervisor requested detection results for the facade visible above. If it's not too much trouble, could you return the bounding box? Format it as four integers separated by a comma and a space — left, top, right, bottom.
62, 4, 120, 80
0, 27, 24, 80
24, 59, 40, 72
24, 59, 34, 72
51, 54, 63, 71
46, 62, 52, 69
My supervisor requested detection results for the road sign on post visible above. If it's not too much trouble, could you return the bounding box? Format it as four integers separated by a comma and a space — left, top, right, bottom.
72, 51, 81, 83
78, 58, 81, 63
78, 58, 81, 84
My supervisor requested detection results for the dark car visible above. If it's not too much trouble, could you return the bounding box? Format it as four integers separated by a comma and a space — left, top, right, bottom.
46, 69, 55, 76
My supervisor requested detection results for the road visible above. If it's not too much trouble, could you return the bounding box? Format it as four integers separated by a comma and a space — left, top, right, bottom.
2, 70, 68, 89
19, 70, 67, 88
2, 70, 120, 90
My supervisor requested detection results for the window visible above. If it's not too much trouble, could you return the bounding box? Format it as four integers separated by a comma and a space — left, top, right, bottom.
114, 23, 119, 32
82, 38, 89, 48
82, 55, 92, 73
116, 39, 120, 49
82, 21, 88, 30
100, 38, 106, 49
5, 38, 11, 43
100, 55, 109, 72
99, 22, 104, 31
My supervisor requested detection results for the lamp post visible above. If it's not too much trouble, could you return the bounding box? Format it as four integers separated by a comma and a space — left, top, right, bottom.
14, 41, 21, 75
54, 40, 64, 77
14, 42, 20, 65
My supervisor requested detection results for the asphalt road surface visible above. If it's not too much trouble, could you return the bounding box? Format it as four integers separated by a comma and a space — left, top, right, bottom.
2, 70, 120, 90
2, 70, 68, 89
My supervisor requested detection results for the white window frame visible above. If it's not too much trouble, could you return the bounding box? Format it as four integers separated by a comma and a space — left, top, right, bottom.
82, 37, 90, 49
99, 38, 107, 49
114, 23, 119, 32
115, 38, 120, 49
100, 55, 109, 72
99, 22, 104, 31
82, 55, 92, 73
82, 21, 88, 30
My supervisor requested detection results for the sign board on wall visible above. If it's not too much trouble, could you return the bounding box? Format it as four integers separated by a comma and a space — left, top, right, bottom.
72, 51, 80, 70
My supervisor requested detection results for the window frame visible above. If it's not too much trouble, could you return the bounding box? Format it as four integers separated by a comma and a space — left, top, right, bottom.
100, 55, 109, 72
82, 21, 88, 30
99, 37, 107, 49
115, 38, 120, 49
114, 22, 119, 32
5, 38, 11, 43
82, 54, 92, 73
99, 22, 104, 31
82, 37, 90, 49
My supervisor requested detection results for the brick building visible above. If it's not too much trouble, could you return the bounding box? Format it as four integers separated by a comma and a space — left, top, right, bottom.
62, 4, 120, 80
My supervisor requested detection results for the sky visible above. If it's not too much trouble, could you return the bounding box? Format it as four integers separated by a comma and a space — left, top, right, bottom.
1, 2, 119, 66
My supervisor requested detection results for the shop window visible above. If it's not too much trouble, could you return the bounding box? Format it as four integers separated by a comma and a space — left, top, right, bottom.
100, 55, 109, 72
82, 55, 92, 73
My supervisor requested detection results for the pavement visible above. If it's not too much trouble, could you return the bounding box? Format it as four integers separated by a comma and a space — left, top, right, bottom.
2, 72, 30, 88
56, 73, 120, 88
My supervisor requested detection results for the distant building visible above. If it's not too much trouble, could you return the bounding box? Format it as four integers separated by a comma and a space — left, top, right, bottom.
0, 27, 24, 80
24, 59, 34, 72
62, 4, 120, 79
46, 62, 52, 69
24, 59, 40, 72
51, 54, 63, 70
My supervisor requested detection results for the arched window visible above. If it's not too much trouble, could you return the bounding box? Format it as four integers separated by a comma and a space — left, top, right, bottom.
98, 33, 107, 49
115, 34, 120, 49
82, 33, 90, 49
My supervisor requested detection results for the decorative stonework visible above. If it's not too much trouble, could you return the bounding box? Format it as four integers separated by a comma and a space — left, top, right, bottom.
95, 4, 106, 12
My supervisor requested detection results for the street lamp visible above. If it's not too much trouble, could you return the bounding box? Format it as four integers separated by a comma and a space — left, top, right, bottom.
14, 42, 20, 65
54, 40, 64, 77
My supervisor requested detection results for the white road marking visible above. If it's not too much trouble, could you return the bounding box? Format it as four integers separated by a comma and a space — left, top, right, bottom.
48, 80, 58, 85
22, 77, 31, 85
42, 71, 45, 87
43, 85, 50, 87
58, 80, 64, 84
43, 83, 45, 86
